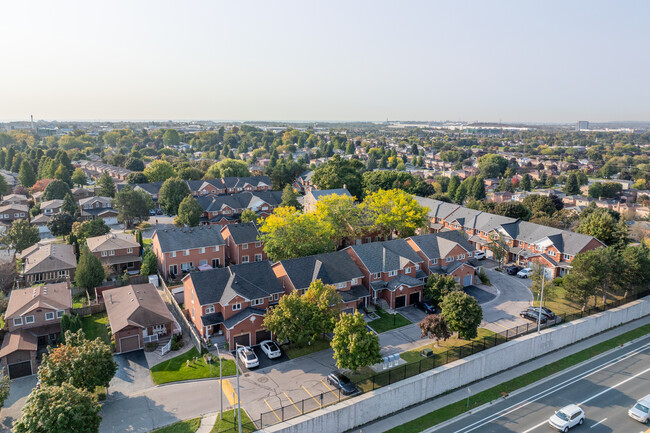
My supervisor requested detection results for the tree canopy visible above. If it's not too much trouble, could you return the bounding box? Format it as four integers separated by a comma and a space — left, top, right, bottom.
143, 160, 176, 182
331, 311, 382, 371
312, 154, 365, 199
175, 195, 203, 227
42, 179, 72, 200
158, 177, 191, 216
113, 186, 154, 228
97, 172, 116, 198
440, 291, 483, 340
361, 189, 429, 238
2, 219, 39, 253
75, 247, 105, 289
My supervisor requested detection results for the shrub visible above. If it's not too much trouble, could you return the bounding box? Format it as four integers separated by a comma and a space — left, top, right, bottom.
478, 268, 491, 286
145, 342, 158, 352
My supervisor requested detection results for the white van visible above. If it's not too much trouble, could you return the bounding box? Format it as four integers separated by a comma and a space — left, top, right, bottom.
629, 394, 650, 423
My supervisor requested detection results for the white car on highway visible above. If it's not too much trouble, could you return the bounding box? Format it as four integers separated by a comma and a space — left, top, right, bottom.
629, 394, 650, 423
237, 346, 259, 368
259, 340, 281, 359
517, 267, 533, 278
548, 404, 584, 432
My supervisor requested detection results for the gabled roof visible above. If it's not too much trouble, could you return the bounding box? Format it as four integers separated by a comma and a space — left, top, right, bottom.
197, 191, 283, 213
154, 226, 225, 253
348, 238, 423, 274
223, 307, 266, 329
40, 199, 63, 210
408, 231, 474, 260
104, 284, 175, 334
0, 330, 37, 358
5, 282, 71, 318
186, 261, 283, 306
135, 181, 164, 195
221, 222, 261, 245
221, 176, 271, 189
371, 274, 423, 292
87, 233, 139, 252
308, 189, 351, 200
0, 203, 29, 213
18, 243, 77, 275
276, 250, 364, 291
79, 196, 112, 206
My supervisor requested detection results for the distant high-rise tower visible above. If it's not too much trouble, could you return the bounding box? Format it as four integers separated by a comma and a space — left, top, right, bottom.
30, 115, 34, 131
577, 120, 589, 131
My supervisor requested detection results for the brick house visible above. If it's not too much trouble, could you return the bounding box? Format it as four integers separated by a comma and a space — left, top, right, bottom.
104, 283, 178, 354
303, 188, 351, 213
197, 191, 283, 226
71, 187, 94, 202
0, 203, 28, 225
18, 243, 77, 285
345, 239, 425, 309
0, 282, 72, 378
221, 176, 272, 194
40, 199, 63, 215
220, 222, 266, 265
183, 261, 284, 347
0, 194, 29, 206
272, 250, 368, 314
406, 231, 479, 287
152, 226, 226, 280
78, 196, 119, 225
86, 233, 142, 274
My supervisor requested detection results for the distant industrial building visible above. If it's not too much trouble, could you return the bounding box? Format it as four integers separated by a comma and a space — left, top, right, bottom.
577, 121, 590, 131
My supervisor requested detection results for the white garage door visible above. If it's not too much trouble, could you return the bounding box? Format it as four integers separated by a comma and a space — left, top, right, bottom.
103, 217, 118, 225
462, 274, 473, 287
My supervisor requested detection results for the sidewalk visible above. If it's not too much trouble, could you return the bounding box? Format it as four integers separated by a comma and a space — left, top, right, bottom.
196, 413, 218, 433
354, 314, 650, 433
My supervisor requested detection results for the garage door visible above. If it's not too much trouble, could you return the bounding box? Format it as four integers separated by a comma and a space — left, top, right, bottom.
8, 361, 32, 379
409, 292, 420, 305
395, 295, 406, 309
341, 307, 354, 315
463, 274, 473, 287
255, 330, 271, 345
119, 335, 141, 353
233, 333, 250, 348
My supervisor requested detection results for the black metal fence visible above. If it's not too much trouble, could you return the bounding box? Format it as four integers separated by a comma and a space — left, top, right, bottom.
255, 288, 650, 429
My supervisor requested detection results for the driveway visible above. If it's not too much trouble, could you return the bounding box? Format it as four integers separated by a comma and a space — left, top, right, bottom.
479, 268, 533, 333
0, 375, 37, 432
108, 350, 153, 399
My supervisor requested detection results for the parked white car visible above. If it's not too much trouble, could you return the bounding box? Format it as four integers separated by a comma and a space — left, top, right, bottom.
259, 340, 281, 359
237, 346, 259, 368
548, 404, 584, 432
474, 250, 485, 260
517, 267, 533, 278
629, 394, 650, 423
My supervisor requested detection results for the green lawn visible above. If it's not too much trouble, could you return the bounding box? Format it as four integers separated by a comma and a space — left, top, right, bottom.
150, 348, 238, 385
367, 309, 411, 333
284, 338, 331, 359
143, 238, 153, 247
72, 295, 86, 309
80, 312, 111, 344
210, 409, 256, 433
152, 417, 201, 433
385, 323, 650, 433
400, 328, 503, 364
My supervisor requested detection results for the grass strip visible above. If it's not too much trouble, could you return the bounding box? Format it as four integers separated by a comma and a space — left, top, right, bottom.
150, 347, 238, 385
385, 322, 650, 433
151, 417, 201, 433
210, 409, 256, 433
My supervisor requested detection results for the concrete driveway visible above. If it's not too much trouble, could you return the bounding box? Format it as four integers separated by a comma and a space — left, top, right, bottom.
108, 350, 153, 399
479, 267, 533, 333
0, 375, 37, 432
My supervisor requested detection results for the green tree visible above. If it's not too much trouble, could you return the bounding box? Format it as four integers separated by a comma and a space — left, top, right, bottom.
162, 129, 181, 147
478, 154, 508, 178
75, 247, 105, 290
487, 233, 508, 269
97, 172, 116, 198
42, 179, 72, 200
331, 311, 382, 371
564, 172, 581, 195
314, 193, 366, 247
209, 158, 250, 178
47, 213, 75, 237
564, 247, 623, 309
362, 171, 434, 197
621, 244, 650, 297
71, 219, 110, 244
588, 182, 603, 198
177, 166, 204, 180
418, 314, 451, 346
3, 219, 39, 253
18, 161, 36, 188
280, 184, 302, 209
240, 209, 259, 224
311, 154, 365, 199
0, 373, 9, 409
361, 189, 429, 238
125, 172, 149, 184
13, 382, 101, 433
520, 174, 532, 191
140, 248, 158, 276
113, 186, 154, 229
440, 291, 483, 340
54, 163, 72, 186
481, 201, 532, 221
521, 195, 556, 217
71, 167, 87, 186
158, 178, 191, 216
0, 175, 8, 195
61, 192, 77, 215
143, 160, 176, 182
174, 195, 203, 227
447, 175, 461, 198
124, 157, 145, 172
577, 207, 628, 248
424, 274, 461, 306
471, 176, 487, 200
263, 291, 317, 348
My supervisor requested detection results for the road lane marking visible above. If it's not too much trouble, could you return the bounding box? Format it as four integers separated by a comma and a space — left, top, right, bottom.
442, 341, 650, 433
590, 418, 607, 428
321, 379, 340, 398
283, 391, 303, 414
263, 399, 281, 422
302, 385, 322, 408
221, 379, 238, 406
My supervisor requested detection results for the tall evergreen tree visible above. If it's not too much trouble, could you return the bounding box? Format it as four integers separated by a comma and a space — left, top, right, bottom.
18, 161, 36, 188
97, 171, 116, 197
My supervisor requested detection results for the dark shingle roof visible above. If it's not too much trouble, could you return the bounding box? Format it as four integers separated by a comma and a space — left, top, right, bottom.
223, 222, 260, 244
348, 239, 423, 274
338, 285, 370, 302
223, 307, 266, 329
408, 231, 474, 260
154, 226, 225, 253
309, 189, 351, 200
278, 250, 364, 291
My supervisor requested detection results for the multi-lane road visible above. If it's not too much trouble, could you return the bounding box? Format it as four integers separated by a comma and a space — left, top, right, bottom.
430, 335, 650, 433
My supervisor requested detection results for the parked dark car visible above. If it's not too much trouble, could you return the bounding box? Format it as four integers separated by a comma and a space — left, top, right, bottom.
327, 371, 358, 396
527, 306, 556, 320
520, 310, 547, 323
156, 208, 164, 215
415, 300, 436, 315
506, 265, 522, 275
149, 209, 156, 216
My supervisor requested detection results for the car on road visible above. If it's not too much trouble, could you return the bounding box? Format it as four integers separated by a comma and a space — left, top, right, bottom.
629, 394, 650, 423
237, 346, 259, 368
474, 250, 485, 260
527, 306, 556, 320
259, 340, 281, 359
506, 265, 521, 275
548, 404, 584, 431
520, 309, 547, 323
415, 300, 436, 315
517, 267, 533, 278
156, 208, 164, 215
327, 371, 358, 396
149, 209, 156, 216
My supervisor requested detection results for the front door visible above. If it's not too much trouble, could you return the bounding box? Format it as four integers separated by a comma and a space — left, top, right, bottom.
409, 292, 420, 305
395, 295, 406, 309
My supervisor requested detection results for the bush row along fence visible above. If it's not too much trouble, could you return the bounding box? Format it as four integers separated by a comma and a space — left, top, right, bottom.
256, 287, 650, 429
158, 274, 203, 352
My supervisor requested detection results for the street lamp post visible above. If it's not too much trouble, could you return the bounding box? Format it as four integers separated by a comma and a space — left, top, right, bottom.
216, 342, 223, 421
235, 343, 243, 433
537, 272, 546, 334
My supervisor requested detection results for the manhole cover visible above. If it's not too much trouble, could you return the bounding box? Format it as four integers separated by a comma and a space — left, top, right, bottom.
258, 377, 269, 383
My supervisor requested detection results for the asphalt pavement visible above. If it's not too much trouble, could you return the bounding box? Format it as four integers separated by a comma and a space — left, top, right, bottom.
429, 334, 650, 433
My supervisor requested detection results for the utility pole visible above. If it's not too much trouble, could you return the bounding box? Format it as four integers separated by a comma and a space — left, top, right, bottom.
537, 272, 546, 334
235, 344, 242, 433
216, 342, 223, 420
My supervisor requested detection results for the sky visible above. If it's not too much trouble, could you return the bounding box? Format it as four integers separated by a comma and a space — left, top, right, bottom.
1, 1, 649, 123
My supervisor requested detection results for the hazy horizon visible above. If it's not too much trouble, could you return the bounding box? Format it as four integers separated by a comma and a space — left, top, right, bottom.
1, 1, 649, 123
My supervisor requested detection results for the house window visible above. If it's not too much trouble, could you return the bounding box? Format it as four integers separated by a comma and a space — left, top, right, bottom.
109, 250, 115, 256
184, 249, 190, 256
251, 298, 263, 306
388, 270, 397, 277
199, 260, 208, 266
272, 293, 279, 301
25, 315, 35, 324
213, 246, 219, 252
446, 257, 454, 263
212, 259, 220, 268
241, 255, 249, 263
254, 254, 262, 262
351, 278, 360, 285
205, 305, 215, 314
127, 248, 133, 254
255, 242, 261, 248
336, 282, 346, 289
373, 273, 381, 279
58, 270, 67, 277
468, 252, 472, 257
404, 267, 411, 274
232, 303, 241, 311
548, 251, 556, 257
101, 251, 107, 257
169, 264, 178, 275
242, 243, 248, 250
432, 258, 438, 265
45, 312, 55, 321
199, 247, 205, 254
56, 310, 64, 318
457, 254, 465, 260
171, 251, 176, 258
563, 254, 573, 261
181, 262, 192, 271
13, 317, 22, 326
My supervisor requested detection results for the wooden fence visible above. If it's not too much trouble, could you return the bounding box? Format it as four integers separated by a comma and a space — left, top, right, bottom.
158, 275, 203, 352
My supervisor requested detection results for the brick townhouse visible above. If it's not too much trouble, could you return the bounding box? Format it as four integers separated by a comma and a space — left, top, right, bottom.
415, 196, 605, 278
197, 191, 283, 226
272, 250, 369, 314
345, 239, 425, 310
183, 261, 284, 347
220, 222, 266, 265
152, 226, 226, 280
40, 199, 63, 215
0, 203, 28, 225
86, 233, 142, 274
18, 243, 77, 285
0, 194, 29, 206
